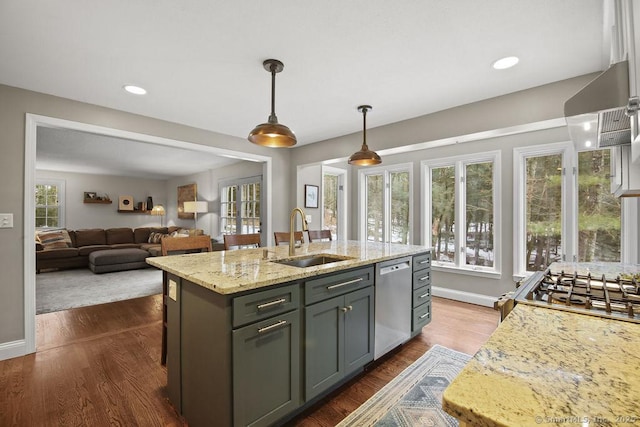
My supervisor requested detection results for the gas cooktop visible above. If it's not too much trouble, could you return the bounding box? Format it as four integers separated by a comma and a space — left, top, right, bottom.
513, 269, 640, 323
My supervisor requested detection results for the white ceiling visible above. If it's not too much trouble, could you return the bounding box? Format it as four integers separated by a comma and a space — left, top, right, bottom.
1, 0, 608, 178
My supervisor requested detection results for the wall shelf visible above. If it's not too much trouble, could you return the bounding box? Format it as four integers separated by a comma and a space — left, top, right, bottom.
117, 210, 150, 214
84, 199, 112, 204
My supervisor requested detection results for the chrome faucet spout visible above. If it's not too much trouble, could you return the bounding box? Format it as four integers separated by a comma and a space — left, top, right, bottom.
289, 207, 308, 256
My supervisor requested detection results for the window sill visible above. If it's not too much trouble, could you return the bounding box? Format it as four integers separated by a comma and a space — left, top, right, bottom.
431, 263, 502, 279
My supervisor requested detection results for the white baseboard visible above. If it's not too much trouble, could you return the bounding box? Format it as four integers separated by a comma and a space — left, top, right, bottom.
432, 286, 497, 308
0, 340, 28, 361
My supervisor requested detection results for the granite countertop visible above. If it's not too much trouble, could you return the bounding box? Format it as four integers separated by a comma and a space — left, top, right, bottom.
146, 240, 429, 295
442, 304, 640, 427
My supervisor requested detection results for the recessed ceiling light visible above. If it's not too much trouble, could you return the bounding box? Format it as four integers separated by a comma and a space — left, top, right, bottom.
492, 56, 519, 70
585, 140, 592, 148
123, 85, 147, 95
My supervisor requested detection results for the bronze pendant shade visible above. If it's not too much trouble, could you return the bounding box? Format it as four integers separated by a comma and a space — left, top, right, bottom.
248, 59, 297, 147
348, 105, 381, 166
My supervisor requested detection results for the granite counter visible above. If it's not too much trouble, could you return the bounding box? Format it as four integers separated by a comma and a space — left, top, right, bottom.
442, 304, 640, 427
146, 240, 429, 295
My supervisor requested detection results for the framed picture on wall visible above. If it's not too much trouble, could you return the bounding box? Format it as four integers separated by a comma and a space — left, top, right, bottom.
305, 184, 319, 208
178, 183, 197, 219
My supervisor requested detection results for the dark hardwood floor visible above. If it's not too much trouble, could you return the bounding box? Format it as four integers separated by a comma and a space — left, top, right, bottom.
0, 295, 498, 427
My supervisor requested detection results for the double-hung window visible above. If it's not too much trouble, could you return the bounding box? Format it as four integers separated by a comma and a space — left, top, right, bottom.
513, 142, 622, 276
359, 164, 412, 244
423, 151, 501, 275
219, 176, 262, 235
35, 179, 65, 228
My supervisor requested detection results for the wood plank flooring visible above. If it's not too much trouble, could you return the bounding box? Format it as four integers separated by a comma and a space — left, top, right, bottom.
0, 295, 498, 427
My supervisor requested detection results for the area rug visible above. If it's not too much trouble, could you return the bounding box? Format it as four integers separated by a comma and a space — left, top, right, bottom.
36, 268, 163, 314
337, 345, 471, 427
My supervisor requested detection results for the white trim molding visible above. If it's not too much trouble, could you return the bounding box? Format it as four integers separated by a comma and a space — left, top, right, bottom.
0, 340, 28, 361
431, 286, 497, 308
21, 113, 273, 359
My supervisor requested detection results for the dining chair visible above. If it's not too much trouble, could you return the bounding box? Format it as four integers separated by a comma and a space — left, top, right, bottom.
160, 235, 212, 365
307, 229, 333, 243
223, 233, 262, 250
273, 231, 305, 246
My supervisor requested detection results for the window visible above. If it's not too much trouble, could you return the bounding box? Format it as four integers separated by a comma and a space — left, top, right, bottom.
514, 143, 621, 276
360, 164, 412, 244
220, 176, 262, 235
423, 151, 500, 275
35, 180, 65, 228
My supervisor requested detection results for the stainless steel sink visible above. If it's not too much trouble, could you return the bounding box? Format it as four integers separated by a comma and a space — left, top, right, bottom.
271, 254, 353, 268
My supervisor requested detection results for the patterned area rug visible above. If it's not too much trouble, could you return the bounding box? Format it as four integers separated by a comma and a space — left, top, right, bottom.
36, 268, 162, 314
337, 345, 470, 427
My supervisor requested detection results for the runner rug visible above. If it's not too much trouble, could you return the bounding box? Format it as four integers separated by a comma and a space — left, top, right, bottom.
337, 345, 471, 427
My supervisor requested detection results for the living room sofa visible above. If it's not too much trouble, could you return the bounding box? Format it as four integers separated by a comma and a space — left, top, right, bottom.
35, 226, 201, 273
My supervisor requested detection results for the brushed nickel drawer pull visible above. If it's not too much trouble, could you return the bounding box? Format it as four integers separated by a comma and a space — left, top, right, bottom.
419, 313, 430, 319
327, 277, 363, 290
258, 320, 288, 333
257, 298, 286, 310
419, 260, 429, 264
419, 292, 430, 299
341, 307, 348, 312
418, 275, 430, 281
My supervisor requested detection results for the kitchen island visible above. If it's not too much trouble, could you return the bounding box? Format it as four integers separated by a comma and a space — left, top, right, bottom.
442, 303, 640, 427
147, 240, 431, 427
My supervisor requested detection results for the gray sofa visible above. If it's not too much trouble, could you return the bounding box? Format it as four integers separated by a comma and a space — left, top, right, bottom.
35, 226, 196, 272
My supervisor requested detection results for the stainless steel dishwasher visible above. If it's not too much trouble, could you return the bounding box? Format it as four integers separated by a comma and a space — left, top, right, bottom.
374, 256, 412, 359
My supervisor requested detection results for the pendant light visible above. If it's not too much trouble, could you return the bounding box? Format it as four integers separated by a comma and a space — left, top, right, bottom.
348, 105, 381, 166
248, 59, 297, 147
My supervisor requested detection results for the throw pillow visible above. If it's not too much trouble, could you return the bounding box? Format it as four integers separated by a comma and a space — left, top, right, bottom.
37, 229, 71, 250
148, 232, 169, 244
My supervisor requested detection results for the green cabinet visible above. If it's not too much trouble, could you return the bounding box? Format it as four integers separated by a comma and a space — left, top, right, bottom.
232, 283, 301, 427
411, 252, 432, 335
233, 309, 300, 427
304, 267, 375, 401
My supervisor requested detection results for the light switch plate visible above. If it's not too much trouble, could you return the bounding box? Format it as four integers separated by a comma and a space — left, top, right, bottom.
305, 215, 312, 223
0, 213, 13, 228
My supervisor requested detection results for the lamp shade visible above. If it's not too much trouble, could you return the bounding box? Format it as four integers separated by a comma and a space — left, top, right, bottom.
150, 205, 165, 216
183, 201, 208, 214
248, 122, 297, 147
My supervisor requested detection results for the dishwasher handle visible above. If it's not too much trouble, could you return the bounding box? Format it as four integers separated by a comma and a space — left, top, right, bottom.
379, 260, 411, 275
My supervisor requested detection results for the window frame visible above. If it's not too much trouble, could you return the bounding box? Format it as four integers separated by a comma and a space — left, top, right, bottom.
219, 175, 262, 237
422, 150, 501, 278
358, 163, 413, 244
35, 179, 65, 229
513, 141, 634, 279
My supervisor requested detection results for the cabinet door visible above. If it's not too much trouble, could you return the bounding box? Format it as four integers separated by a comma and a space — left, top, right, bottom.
344, 286, 374, 373
305, 295, 344, 401
233, 310, 300, 427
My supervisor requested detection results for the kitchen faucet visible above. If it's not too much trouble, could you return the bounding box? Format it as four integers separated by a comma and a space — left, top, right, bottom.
289, 207, 308, 256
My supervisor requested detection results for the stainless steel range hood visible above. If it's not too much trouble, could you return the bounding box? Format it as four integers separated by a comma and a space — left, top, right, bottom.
564, 60, 631, 148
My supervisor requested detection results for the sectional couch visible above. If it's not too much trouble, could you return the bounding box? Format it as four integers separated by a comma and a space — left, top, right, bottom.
35, 226, 200, 273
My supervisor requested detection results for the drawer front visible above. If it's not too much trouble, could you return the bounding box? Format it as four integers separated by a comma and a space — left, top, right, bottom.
413, 252, 431, 272
233, 283, 300, 328
412, 302, 431, 330
305, 266, 374, 305
412, 269, 431, 289
412, 285, 431, 308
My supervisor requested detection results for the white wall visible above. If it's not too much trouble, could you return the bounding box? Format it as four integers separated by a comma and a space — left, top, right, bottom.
296, 164, 322, 229
36, 170, 168, 229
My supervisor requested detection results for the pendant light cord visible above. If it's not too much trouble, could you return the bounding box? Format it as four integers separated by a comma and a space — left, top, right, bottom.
361, 106, 369, 149
269, 64, 278, 124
